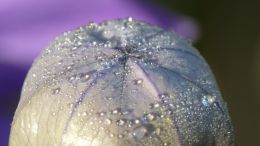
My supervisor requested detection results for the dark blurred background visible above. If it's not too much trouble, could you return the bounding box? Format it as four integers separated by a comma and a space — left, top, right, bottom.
0, 0, 259, 145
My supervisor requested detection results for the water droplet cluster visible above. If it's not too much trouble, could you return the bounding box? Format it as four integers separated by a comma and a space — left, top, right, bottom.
10, 18, 234, 146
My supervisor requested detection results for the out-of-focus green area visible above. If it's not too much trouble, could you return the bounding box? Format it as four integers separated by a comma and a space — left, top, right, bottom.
158, 0, 260, 145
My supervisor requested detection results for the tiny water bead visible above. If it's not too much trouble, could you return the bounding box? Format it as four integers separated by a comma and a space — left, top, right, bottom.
202, 94, 216, 107
10, 18, 234, 146
104, 118, 112, 125
52, 87, 61, 95
133, 79, 143, 85
116, 119, 126, 126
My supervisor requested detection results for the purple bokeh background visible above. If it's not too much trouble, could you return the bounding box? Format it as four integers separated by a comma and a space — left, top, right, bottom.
0, 0, 199, 145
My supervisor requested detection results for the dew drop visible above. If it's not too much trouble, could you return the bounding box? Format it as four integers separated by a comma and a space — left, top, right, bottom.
58, 60, 63, 65
71, 47, 77, 51
145, 113, 155, 121
122, 109, 132, 115
100, 127, 105, 130
82, 112, 87, 117
92, 41, 97, 45
89, 121, 94, 125
128, 17, 133, 22
202, 95, 216, 106
132, 126, 147, 139
155, 127, 161, 135
104, 119, 112, 125
79, 73, 90, 83
159, 93, 170, 99
134, 119, 140, 124
159, 93, 170, 104
52, 87, 61, 95
88, 22, 97, 28
98, 112, 105, 117
112, 108, 121, 115
66, 65, 72, 70
69, 103, 74, 108
134, 79, 143, 85
52, 112, 56, 116
114, 72, 121, 76
105, 96, 113, 101
68, 76, 76, 82
150, 103, 160, 109
110, 133, 114, 138
118, 134, 124, 139
84, 74, 90, 80
116, 119, 126, 126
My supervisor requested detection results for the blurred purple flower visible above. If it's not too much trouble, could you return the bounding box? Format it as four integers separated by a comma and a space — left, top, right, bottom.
0, 0, 199, 66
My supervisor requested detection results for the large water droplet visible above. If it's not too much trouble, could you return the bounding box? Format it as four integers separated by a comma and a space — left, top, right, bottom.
80, 73, 90, 82
145, 113, 155, 121
132, 126, 148, 139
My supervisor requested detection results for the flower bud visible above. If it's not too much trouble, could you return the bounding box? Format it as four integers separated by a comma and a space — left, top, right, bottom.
9, 18, 234, 146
